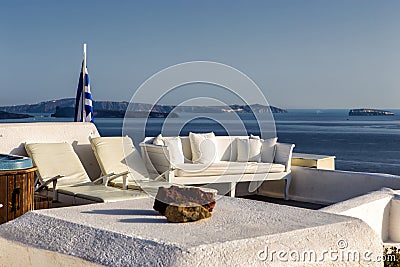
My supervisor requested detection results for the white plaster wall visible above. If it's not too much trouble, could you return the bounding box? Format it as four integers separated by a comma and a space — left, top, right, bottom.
389, 197, 400, 242
0, 122, 101, 179
258, 166, 400, 204
0, 237, 101, 267
322, 191, 393, 241
339, 199, 391, 241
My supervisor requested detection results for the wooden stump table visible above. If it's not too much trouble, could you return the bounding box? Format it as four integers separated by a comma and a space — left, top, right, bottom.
0, 167, 36, 224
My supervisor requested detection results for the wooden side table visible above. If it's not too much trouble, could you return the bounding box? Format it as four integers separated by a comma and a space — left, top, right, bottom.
0, 167, 36, 224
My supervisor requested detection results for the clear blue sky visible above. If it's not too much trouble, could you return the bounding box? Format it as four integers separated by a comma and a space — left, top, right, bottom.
1, 0, 400, 108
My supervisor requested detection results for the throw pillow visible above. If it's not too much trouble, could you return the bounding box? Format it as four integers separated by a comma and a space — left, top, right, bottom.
162, 137, 184, 165
189, 132, 218, 164
261, 137, 278, 163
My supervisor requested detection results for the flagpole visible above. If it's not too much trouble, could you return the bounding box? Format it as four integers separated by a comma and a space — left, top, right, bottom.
82, 43, 87, 122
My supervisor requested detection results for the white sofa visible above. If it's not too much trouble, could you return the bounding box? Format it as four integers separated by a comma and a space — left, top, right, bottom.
140, 136, 295, 199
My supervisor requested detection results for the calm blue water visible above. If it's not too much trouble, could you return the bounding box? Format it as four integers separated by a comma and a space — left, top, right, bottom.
4, 109, 400, 175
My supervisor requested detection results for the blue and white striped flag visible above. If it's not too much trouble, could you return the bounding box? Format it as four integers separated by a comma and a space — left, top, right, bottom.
74, 60, 94, 123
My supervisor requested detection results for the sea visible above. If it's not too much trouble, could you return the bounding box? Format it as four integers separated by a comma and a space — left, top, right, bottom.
5, 109, 400, 176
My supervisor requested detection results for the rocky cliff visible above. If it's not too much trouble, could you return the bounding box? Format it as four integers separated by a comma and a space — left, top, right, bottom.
51, 106, 178, 118
0, 111, 32, 120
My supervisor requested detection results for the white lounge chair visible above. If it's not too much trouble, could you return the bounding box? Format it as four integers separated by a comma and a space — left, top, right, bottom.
25, 142, 148, 204
89, 136, 173, 193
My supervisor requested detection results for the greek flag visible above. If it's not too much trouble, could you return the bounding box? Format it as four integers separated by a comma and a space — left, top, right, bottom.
74, 50, 94, 123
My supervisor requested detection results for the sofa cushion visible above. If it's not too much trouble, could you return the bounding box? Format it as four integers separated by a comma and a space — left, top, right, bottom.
261, 138, 278, 163
162, 137, 185, 166
274, 143, 295, 171
237, 138, 262, 162
189, 132, 218, 164
176, 136, 246, 162
208, 136, 236, 161
173, 161, 285, 177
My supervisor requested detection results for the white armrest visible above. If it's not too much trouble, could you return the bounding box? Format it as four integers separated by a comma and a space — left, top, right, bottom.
274, 142, 295, 171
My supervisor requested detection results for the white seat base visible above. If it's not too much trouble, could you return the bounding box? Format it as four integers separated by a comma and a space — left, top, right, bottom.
167, 171, 291, 199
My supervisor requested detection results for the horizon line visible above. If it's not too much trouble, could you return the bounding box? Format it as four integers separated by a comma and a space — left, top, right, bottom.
1, 98, 399, 111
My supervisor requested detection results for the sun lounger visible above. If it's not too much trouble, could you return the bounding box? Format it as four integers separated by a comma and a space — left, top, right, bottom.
89, 136, 172, 193
25, 142, 148, 204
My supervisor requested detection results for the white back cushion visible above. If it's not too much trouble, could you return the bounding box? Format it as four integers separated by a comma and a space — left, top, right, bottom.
189, 132, 218, 164
261, 138, 278, 163
215, 137, 238, 161
180, 136, 237, 162
236, 138, 262, 162
163, 137, 185, 166
180, 137, 192, 162
274, 143, 295, 171
25, 142, 91, 188
90, 136, 149, 181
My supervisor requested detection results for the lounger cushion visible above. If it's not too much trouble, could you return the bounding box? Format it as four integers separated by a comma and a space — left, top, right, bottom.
90, 136, 150, 184
173, 161, 285, 177
57, 183, 149, 202
111, 180, 170, 191
57, 183, 123, 195
25, 142, 91, 188
75, 189, 149, 203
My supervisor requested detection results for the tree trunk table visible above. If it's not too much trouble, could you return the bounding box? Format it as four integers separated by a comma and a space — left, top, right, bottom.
0, 167, 36, 224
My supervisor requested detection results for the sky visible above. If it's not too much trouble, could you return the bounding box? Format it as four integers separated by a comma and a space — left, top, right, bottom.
1, 0, 400, 109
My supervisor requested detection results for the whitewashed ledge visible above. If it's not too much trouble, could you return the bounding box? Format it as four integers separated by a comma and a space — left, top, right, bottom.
0, 197, 382, 267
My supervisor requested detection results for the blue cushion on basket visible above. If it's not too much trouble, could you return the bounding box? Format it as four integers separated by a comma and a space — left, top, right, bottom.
0, 154, 33, 170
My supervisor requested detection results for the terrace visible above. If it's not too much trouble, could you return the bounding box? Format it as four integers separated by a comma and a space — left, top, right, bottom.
0, 122, 398, 266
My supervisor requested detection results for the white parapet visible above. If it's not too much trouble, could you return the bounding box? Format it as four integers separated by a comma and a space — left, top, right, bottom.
258, 166, 400, 204
323, 188, 400, 245
0, 237, 100, 266
0, 197, 382, 266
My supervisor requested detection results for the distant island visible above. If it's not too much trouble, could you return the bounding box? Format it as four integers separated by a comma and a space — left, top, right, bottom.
0, 111, 32, 120
0, 98, 287, 118
349, 108, 394, 116
52, 107, 178, 118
